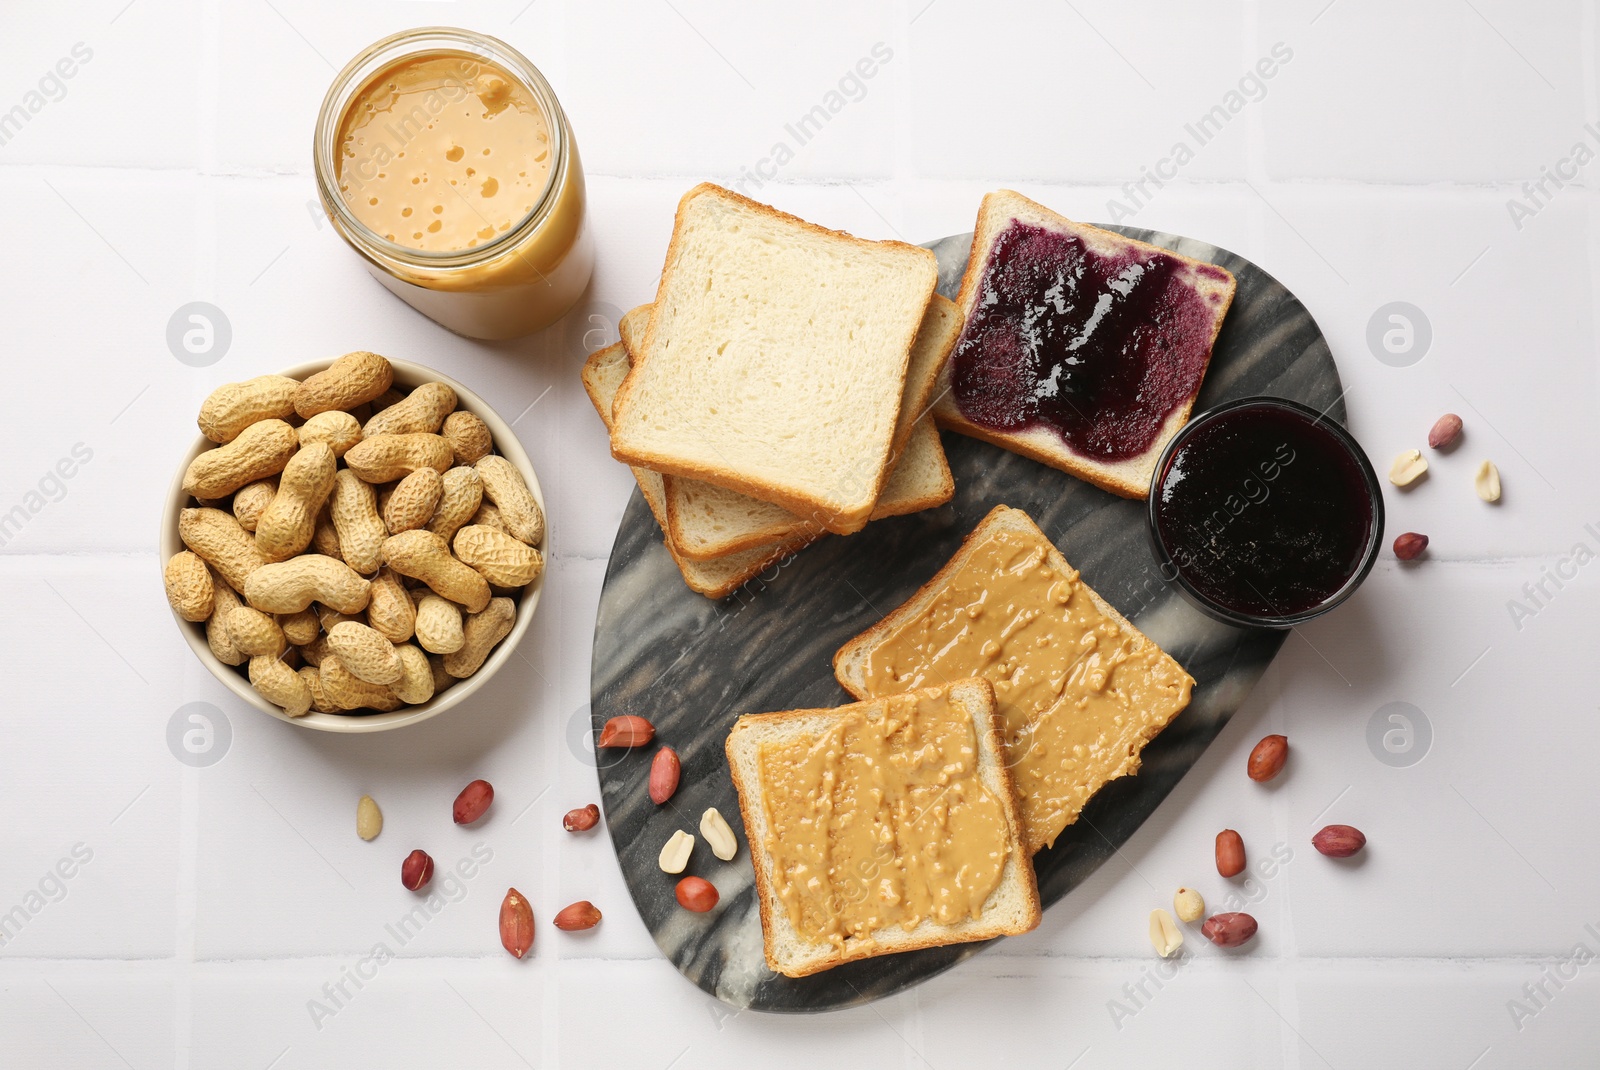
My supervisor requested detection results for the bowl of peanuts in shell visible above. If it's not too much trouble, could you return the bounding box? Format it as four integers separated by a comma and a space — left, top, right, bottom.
160, 352, 547, 732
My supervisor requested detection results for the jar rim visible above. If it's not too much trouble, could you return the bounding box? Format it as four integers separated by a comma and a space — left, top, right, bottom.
312, 26, 569, 270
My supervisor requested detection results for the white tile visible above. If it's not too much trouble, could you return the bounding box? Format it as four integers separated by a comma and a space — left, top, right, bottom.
1260, 0, 1588, 182
189, 962, 546, 1068
191, 628, 558, 959
0, 557, 183, 959
0, 2, 204, 168
1296, 965, 1600, 1070
919, 959, 1289, 1070
0, 171, 210, 555
5, 1, 1600, 1064
556, 957, 913, 1068
210, 2, 517, 173
907, 0, 1255, 182
0, 967, 176, 1069
1279, 565, 1600, 957
565, 0, 899, 182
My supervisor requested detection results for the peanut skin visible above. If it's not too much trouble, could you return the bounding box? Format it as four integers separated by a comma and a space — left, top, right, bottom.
183, 419, 299, 499
366, 566, 417, 643
345, 434, 454, 484
369, 387, 405, 413
255, 443, 337, 563
1216, 829, 1246, 878
443, 597, 515, 678
311, 503, 343, 561
453, 525, 544, 588
327, 621, 403, 685
413, 594, 464, 654
278, 608, 320, 646
469, 502, 514, 538
206, 573, 247, 666
382, 467, 444, 534
331, 470, 387, 575
226, 606, 286, 658
363, 382, 457, 438
382, 530, 490, 613
164, 551, 214, 622
390, 644, 435, 705
297, 410, 363, 458
244, 555, 371, 615
249, 654, 312, 717
179, 508, 267, 592
293, 351, 394, 418
441, 411, 492, 465
475, 456, 543, 546
428, 652, 456, 695
425, 466, 483, 543
198, 375, 298, 443
320, 656, 402, 711
231, 479, 277, 533
300, 665, 339, 713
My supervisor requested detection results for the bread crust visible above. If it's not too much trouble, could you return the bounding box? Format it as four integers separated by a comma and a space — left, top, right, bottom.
934, 189, 1236, 499
726, 678, 1041, 978
610, 183, 939, 534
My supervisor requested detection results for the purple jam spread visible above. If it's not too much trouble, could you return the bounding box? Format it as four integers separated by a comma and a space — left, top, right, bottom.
1152, 403, 1378, 619
950, 220, 1226, 462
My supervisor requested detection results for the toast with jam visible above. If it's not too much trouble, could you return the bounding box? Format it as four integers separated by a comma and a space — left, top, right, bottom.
934, 190, 1236, 499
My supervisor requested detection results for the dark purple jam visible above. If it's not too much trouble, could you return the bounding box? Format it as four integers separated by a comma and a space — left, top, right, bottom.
950, 220, 1227, 462
1152, 402, 1380, 621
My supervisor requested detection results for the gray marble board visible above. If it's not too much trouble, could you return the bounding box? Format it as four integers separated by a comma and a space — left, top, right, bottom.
589, 226, 1344, 1012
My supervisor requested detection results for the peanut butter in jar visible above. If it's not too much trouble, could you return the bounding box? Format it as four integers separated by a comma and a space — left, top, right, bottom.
315, 28, 593, 341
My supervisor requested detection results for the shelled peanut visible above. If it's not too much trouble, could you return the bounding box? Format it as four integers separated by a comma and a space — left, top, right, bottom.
166, 352, 545, 717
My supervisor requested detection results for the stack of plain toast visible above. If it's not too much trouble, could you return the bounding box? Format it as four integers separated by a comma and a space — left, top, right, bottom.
582, 183, 962, 598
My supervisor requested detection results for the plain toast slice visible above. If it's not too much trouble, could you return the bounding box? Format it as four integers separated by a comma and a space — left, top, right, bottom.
618, 298, 961, 559
610, 183, 939, 534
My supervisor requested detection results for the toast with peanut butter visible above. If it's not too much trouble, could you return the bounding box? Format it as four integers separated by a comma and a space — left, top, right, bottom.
833, 505, 1195, 854
726, 678, 1040, 978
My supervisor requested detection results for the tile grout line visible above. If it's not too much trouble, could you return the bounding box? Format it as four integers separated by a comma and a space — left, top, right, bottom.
538, 0, 568, 1017
542, 0, 565, 1026
12, 950, 1600, 970
1244, 9, 1310, 1067
12, 159, 1600, 195
172, 3, 225, 1067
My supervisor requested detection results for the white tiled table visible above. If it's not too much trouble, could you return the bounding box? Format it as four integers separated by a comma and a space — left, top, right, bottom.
3, 2, 1596, 1067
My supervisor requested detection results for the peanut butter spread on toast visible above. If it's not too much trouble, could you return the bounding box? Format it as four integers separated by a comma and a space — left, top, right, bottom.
861, 526, 1192, 853
756, 690, 1009, 949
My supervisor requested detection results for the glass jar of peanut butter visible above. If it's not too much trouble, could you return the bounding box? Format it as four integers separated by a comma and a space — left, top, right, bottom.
314, 28, 592, 341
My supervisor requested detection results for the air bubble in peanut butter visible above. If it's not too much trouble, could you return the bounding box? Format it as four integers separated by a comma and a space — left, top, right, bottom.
335, 54, 553, 252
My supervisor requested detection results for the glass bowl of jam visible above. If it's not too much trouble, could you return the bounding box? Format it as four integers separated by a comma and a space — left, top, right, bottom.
1147, 396, 1384, 629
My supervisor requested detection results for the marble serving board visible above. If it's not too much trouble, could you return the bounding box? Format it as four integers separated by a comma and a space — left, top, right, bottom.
589, 226, 1344, 1012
